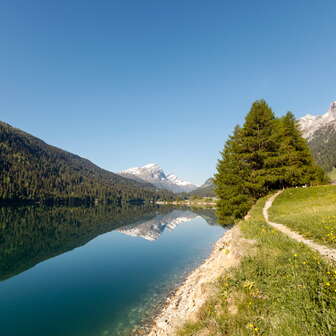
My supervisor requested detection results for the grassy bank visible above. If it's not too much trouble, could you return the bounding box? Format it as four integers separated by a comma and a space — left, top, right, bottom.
328, 168, 336, 183
269, 185, 336, 248
177, 194, 336, 336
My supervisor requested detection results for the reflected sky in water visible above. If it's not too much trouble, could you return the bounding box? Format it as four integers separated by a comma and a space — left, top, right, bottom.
0, 205, 225, 336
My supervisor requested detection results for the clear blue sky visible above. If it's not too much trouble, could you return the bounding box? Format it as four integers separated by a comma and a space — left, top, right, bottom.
1, 0, 335, 185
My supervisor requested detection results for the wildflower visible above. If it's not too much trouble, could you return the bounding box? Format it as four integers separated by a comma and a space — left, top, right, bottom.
243, 280, 255, 289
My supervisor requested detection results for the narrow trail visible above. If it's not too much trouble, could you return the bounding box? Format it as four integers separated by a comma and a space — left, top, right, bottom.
263, 190, 336, 262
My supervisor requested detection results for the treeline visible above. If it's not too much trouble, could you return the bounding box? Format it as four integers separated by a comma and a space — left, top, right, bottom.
0, 121, 175, 205
214, 100, 326, 224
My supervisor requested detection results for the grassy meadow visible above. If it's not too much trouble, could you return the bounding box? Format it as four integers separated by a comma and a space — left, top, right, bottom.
269, 185, 336, 248
177, 193, 336, 336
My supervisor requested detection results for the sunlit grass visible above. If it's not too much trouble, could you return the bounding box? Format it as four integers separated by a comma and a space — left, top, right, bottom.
177, 196, 336, 336
269, 185, 336, 248
328, 168, 336, 183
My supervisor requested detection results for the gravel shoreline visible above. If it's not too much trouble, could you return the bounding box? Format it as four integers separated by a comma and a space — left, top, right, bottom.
147, 225, 246, 336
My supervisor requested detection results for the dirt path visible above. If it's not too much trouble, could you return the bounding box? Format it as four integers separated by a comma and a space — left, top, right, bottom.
263, 190, 336, 262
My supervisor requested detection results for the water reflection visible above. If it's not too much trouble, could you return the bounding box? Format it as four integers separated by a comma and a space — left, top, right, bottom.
0, 205, 223, 336
0, 205, 218, 281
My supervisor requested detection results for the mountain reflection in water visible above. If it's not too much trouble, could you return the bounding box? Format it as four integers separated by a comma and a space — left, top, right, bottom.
0, 205, 218, 281
0, 204, 224, 336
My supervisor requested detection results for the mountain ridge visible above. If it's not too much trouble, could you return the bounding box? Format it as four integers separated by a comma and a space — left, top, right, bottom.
119, 163, 198, 193
299, 101, 336, 171
299, 101, 336, 140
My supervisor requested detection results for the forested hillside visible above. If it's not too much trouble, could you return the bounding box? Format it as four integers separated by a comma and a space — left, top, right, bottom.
0, 121, 174, 205
188, 178, 215, 197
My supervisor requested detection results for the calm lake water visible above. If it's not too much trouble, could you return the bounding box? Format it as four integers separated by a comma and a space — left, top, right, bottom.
0, 205, 225, 336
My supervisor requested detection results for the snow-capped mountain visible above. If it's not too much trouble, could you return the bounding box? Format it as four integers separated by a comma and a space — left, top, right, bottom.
299, 101, 336, 171
116, 210, 199, 241
299, 101, 336, 140
119, 163, 198, 193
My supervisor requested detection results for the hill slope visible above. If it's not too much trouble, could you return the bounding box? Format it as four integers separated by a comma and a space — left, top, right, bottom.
0, 121, 174, 205
177, 190, 336, 336
269, 185, 336, 248
189, 178, 215, 197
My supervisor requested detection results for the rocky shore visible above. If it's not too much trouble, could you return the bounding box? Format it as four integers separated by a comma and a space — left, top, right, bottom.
147, 225, 250, 336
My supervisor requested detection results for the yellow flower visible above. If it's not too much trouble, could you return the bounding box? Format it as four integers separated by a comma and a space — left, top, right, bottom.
243, 280, 255, 289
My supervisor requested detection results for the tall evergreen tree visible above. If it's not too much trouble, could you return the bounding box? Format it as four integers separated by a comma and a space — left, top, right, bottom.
214, 101, 327, 224
239, 100, 279, 198
214, 126, 253, 223
276, 112, 326, 187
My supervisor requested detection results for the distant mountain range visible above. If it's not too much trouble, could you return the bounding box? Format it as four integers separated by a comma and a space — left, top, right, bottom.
0, 121, 174, 205
119, 163, 198, 193
299, 101, 336, 171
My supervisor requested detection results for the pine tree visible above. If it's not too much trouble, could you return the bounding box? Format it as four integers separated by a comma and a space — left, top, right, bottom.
214, 126, 253, 223
276, 112, 326, 187
214, 101, 327, 224
239, 100, 279, 198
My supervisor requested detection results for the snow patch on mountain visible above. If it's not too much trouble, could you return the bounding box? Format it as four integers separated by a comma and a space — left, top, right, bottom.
119, 163, 198, 193
299, 101, 336, 140
166, 174, 193, 187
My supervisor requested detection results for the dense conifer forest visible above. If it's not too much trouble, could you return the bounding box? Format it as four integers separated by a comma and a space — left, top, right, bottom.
0, 121, 175, 205
214, 100, 327, 224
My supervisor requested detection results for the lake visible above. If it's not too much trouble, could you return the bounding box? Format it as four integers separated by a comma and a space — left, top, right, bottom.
0, 205, 225, 336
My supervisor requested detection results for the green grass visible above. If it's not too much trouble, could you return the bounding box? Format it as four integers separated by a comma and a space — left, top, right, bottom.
328, 168, 336, 183
269, 185, 336, 248
177, 196, 336, 336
